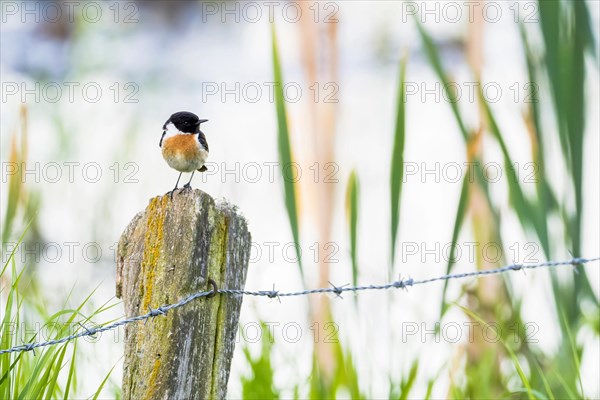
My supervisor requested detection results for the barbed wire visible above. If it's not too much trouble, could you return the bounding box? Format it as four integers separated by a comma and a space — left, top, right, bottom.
1, 256, 598, 356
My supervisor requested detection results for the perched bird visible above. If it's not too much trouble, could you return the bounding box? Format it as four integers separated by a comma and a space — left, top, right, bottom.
160, 111, 209, 196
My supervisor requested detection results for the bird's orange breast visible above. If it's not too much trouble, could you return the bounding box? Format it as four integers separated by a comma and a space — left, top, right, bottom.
161, 133, 208, 172
162, 134, 201, 160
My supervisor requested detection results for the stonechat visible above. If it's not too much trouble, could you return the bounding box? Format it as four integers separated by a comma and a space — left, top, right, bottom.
160, 111, 209, 197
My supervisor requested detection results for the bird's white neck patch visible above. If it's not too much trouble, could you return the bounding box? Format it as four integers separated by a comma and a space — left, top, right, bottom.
162, 122, 194, 141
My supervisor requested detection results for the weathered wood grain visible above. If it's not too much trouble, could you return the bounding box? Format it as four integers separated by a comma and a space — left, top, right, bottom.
116, 189, 251, 400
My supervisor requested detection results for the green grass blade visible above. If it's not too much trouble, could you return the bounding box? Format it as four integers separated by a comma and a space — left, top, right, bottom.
91, 361, 117, 400
399, 359, 418, 400
44, 344, 69, 400
532, 358, 555, 400
559, 308, 583, 396
1, 220, 32, 279
330, 326, 361, 399
2, 136, 23, 243
573, 0, 597, 59
28, 348, 64, 400
478, 89, 542, 245
271, 24, 303, 277
424, 379, 435, 400
538, 1, 568, 155
390, 52, 408, 268
553, 371, 578, 399
17, 348, 57, 400
414, 18, 469, 141
63, 341, 77, 400
565, 1, 586, 263
459, 305, 535, 400
519, 22, 551, 257
439, 174, 469, 318
0, 263, 18, 397
563, 4, 596, 305
241, 322, 279, 399
346, 171, 359, 287
511, 389, 548, 399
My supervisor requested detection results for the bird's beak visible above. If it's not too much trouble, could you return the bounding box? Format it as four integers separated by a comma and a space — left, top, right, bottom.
197, 119, 209, 125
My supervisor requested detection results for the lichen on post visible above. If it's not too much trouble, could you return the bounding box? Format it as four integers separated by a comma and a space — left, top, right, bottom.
116, 189, 251, 400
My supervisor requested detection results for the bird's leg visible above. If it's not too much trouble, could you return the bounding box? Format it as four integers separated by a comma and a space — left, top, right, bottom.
183, 171, 195, 190
168, 172, 183, 199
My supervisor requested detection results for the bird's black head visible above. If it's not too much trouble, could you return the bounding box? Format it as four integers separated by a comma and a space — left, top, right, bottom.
165, 111, 208, 133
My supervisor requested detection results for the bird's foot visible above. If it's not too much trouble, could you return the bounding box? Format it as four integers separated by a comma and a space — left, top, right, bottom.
182, 183, 192, 191
168, 188, 178, 199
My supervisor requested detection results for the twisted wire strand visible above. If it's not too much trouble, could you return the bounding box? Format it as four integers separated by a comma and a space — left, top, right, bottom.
1, 257, 598, 355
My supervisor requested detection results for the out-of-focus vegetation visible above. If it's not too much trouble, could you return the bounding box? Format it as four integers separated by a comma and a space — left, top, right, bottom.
0, 109, 118, 399
259, 0, 599, 398
240, 322, 280, 399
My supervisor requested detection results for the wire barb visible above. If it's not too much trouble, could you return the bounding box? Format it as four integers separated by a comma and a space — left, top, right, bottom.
78, 322, 98, 338
509, 260, 525, 275
23, 343, 36, 356
328, 281, 349, 298
393, 275, 413, 290
264, 284, 281, 303
566, 251, 580, 274
0, 256, 598, 356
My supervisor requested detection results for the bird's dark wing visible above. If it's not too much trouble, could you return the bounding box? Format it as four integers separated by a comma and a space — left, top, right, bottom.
159, 131, 166, 147
198, 131, 209, 151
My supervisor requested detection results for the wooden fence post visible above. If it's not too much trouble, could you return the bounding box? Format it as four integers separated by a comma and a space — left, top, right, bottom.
116, 189, 251, 399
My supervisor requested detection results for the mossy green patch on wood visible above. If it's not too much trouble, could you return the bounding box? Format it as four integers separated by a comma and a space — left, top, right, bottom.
141, 196, 167, 310
146, 357, 162, 399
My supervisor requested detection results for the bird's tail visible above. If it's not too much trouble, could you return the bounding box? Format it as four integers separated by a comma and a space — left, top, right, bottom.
198, 165, 208, 172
